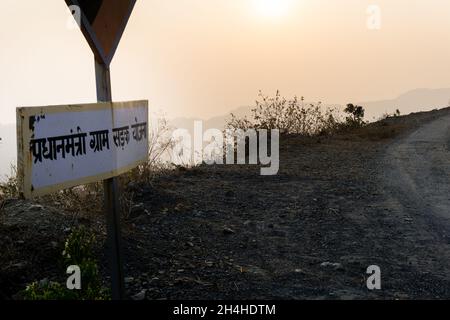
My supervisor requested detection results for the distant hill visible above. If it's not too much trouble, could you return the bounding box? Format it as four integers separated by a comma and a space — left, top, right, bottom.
169, 88, 450, 130
170, 106, 252, 132
361, 88, 450, 121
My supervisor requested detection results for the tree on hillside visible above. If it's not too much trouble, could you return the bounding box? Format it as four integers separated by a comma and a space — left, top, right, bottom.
344, 104, 365, 127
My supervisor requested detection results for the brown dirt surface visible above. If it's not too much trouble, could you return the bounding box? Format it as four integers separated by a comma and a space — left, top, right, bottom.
1, 107, 450, 300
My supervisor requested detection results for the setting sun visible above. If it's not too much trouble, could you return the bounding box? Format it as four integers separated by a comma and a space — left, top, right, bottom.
253, 0, 293, 19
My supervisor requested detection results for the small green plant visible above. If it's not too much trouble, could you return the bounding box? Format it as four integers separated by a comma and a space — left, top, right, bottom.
62, 226, 96, 265
23, 281, 79, 300
22, 227, 110, 300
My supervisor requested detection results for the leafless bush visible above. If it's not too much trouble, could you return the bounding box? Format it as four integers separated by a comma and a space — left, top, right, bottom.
123, 114, 175, 186
0, 165, 19, 201
42, 183, 104, 218
119, 114, 175, 215
227, 91, 343, 136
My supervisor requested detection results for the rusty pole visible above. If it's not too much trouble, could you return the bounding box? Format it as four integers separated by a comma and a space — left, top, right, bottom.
95, 58, 125, 300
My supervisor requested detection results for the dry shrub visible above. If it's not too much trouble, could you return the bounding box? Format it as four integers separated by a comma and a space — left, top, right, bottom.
119, 115, 175, 217
41, 183, 104, 218
352, 121, 407, 141
123, 115, 175, 186
227, 91, 343, 136
0, 165, 19, 203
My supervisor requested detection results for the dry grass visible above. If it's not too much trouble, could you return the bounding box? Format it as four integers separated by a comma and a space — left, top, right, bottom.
0, 165, 19, 204
335, 119, 408, 142
356, 122, 407, 141
40, 183, 104, 217
225, 91, 412, 143
227, 91, 343, 136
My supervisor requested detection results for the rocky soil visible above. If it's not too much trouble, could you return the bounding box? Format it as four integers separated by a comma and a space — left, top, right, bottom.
1, 107, 450, 300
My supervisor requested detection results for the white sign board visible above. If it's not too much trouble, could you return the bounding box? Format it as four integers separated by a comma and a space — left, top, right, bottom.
17, 100, 149, 198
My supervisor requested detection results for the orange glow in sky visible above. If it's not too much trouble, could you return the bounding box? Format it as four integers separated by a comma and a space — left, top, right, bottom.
252, 0, 293, 19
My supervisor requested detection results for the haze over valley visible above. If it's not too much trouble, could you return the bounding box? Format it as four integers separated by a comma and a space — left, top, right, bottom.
2, 87, 450, 179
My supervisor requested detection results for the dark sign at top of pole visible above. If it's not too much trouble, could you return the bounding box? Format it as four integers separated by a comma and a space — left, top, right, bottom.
65, 0, 137, 66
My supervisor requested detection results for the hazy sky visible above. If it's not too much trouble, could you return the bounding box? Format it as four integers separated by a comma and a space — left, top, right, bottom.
1, 0, 450, 124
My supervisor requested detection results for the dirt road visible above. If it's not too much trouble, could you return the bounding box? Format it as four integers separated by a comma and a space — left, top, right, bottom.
384, 114, 450, 224
376, 113, 450, 298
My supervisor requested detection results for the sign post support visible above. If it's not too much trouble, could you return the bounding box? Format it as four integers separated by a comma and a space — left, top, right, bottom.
61, 0, 138, 299
95, 58, 125, 300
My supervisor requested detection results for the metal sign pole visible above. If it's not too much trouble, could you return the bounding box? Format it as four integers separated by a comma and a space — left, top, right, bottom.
94, 58, 125, 300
